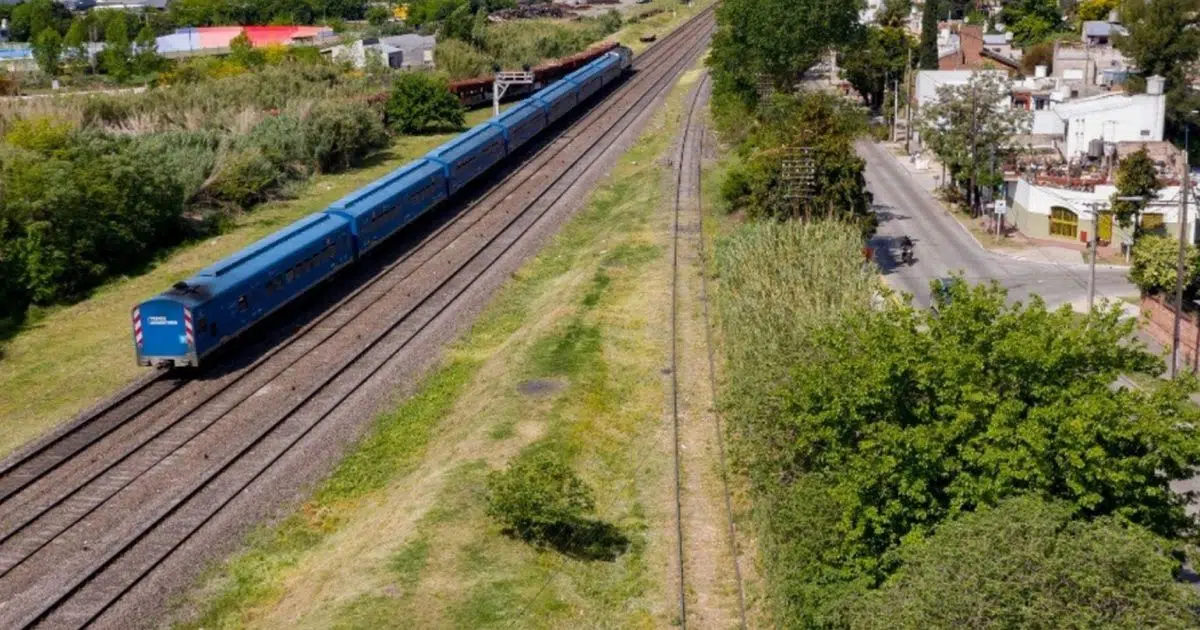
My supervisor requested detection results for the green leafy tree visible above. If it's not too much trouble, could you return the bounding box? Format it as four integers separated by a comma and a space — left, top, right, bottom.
384, 71, 465, 133
841, 26, 914, 111
133, 25, 162, 76
9, 0, 70, 43
102, 17, 131, 81
1000, 0, 1064, 45
720, 92, 875, 232
302, 100, 388, 173
1110, 147, 1161, 229
710, 0, 862, 106
228, 31, 264, 68
32, 27, 62, 77
918, 0, 939, 69
1129, 234, 1200, 295
850, 496, 1200, 629
62, 18, 90, 76
486, 451, 596, 544
439, 1, 474, 42
1115, 0, 1200, 141
875, 0, 911, 27
918, 71, 1030, 212
469, 7, 488, 48
1020, 41, 1054, 75
366, 4, 391, 25
1074, 0, 1118, 22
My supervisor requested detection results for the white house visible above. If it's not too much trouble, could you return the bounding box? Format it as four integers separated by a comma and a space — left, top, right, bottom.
1029, 76, 1167, 160
1011, 177, 1189, 244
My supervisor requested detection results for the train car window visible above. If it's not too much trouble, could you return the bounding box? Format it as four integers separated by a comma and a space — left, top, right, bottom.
237, 295, 249, 311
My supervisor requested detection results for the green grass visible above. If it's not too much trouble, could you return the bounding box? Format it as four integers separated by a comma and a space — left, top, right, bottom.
0, 108, 500, 461
174, 58, 707, 629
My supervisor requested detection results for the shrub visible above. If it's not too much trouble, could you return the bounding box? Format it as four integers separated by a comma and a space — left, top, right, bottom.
303, 100, 388, 173
850, 496, 1200, 629
385, 72, 464, 134
432, 37, 491, 79
1129, 233, 1200, 296
486, 451, 595, 544
207, 146, 283, 207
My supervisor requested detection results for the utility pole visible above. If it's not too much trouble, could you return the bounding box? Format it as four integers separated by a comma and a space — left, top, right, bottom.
969, 82, 979, 216
1171, 127, 1191, 378
905, 45, 913, 153
1083, 201, 1104, 314
892, 79, 899, 142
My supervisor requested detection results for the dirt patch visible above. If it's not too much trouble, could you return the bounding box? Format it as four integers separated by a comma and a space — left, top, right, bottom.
517, 378, 566, 397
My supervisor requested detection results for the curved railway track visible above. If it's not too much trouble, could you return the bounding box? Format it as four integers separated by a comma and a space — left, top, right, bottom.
668, 71, 748, 628
0, 9, 716, 628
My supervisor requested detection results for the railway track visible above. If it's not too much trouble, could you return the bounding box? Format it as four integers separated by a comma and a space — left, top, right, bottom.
668, 72, 748, 628
0, 9, 716, 628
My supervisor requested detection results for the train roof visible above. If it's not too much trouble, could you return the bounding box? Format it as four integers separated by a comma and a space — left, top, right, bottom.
157, 213, 350, 305
328, 159, 442, 215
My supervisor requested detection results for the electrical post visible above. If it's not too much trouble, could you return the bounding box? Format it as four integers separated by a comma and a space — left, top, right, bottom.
892, 78, 900, 143
1171, 128, 1191, 378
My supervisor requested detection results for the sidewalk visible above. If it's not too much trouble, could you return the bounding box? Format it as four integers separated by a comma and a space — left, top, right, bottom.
880, 143, 1129, 271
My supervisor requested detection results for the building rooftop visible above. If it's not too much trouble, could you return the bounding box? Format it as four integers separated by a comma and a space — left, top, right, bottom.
1082, 20, 1128, 38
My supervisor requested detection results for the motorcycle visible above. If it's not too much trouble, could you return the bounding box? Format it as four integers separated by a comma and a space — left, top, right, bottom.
900, 244, 914, 265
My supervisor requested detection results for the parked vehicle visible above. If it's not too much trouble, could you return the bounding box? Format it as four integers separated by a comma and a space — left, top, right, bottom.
133, 46, 635, 368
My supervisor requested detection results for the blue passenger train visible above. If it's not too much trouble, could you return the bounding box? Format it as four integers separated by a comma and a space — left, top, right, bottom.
133, 45, 634, 368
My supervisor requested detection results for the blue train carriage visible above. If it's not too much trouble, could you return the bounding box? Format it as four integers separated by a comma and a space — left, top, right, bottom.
326, 159, 449, 255
425, 122, 510, 195
494, 99, 550, 153
133, 213, 355, 367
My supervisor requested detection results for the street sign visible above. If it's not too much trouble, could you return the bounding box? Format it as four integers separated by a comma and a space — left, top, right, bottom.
993, 200, 1007, 215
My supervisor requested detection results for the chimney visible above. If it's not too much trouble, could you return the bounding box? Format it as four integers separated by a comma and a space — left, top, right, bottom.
1146, 75, 1165, 95
1035, 65, 1047, 78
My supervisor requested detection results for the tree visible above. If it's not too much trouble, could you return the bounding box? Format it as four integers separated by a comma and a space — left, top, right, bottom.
1115, 0, 1200, 142
1129, 234, 1200, 295
365, 4, 390, 25
133, 25, 162, 76
850, 496, 1200, 629
1110, 147, 1161, 230
1020, 41, 1053, 76
384, 71, 465, 133
745, 277, 1200, 578
710, 0, 862, 105
486, 451, 596, 544
918, 71, 1030, 213
918, 0, 939, 69
841, 26, 914, 112
9, 0, 70, 43
1074, 0, 1117, 22
102, 17, 131, 80
32, 28, 62, 77
1000, 0, 1064, 45
228, 31, 264, 68
874, 0, 911, 27
439, 1, 474, 42
62, 18, 90, 76
720, 92, 875, 232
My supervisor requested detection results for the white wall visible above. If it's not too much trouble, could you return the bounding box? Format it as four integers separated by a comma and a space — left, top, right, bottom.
1056, 94, 1166, 158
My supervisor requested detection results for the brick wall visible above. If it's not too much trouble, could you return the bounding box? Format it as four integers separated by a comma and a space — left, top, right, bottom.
1141, 295, 1200, 372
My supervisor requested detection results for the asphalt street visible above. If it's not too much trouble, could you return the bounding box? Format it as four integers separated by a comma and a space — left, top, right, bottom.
858, 141, 1138, 310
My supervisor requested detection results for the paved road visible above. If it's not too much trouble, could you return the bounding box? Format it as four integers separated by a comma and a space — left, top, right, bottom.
858, 141, 1137, 309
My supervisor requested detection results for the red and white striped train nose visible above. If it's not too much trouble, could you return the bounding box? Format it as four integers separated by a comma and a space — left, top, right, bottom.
132, 307, 143, 348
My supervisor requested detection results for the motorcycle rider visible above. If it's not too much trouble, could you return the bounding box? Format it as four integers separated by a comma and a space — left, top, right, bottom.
899, 235, 914, 263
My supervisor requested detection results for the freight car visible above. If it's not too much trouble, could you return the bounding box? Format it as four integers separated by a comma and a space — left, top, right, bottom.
133, 45, 634, 368
449, 42, 620, 108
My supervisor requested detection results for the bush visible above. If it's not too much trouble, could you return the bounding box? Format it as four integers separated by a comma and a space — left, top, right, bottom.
1129, 233, 1200, 296
303, 100, 388, 173
384, 72, 464, 134
432, 37, 491, 79
486, 451, 596, 544
207, 146, 284, 207
850, 496, 1200, 629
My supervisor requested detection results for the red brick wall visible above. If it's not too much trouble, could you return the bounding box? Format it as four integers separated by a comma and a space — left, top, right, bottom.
1141, 295, 1200, 372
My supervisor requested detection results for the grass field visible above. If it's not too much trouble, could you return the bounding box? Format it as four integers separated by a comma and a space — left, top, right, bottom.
171, 61, 719, 630
0, 0, 716, 464
0, 108, 505, 461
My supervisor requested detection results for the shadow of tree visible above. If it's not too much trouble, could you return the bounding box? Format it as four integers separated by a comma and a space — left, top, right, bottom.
507, 518, 631, 562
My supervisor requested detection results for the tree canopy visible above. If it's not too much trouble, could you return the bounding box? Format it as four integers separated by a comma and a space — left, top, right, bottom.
841, 26, 914, 112
918, 0, 939, 69
1115, 0, 1200, 140
918, 71, 1029, 210
384, 72, 465, 134
1129, 234, 1200, 296
1111, 148, 1162, 229
1000, 0, 1065, 45
850, 496, 1200, 629
710, 0, 861, 105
